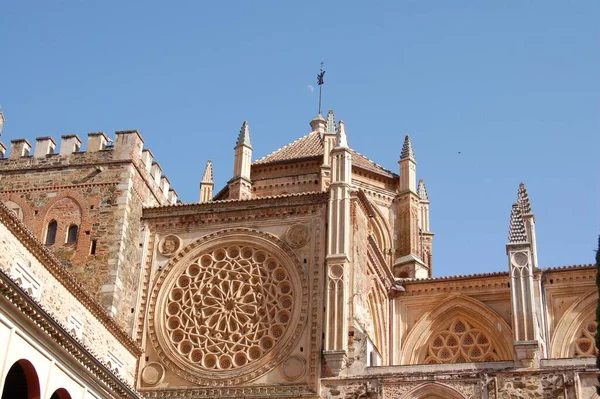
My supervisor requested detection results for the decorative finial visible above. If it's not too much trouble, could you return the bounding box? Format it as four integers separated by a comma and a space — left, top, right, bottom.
509, 203, 527, 243
326, 109, 336, 134
0, 105, 4, 137
236, 121, 252, 149
336, 120, 348, 148
400, 135, 415, 161
517, 183, 532, 215
201, 160, 214, 183
417, 179, 429, 200
317, 60, 326, 116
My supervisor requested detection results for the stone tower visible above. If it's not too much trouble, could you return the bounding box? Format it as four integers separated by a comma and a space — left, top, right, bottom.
228, 121, 253, 200
393, 135, 432, 278
199, 160, 214, 203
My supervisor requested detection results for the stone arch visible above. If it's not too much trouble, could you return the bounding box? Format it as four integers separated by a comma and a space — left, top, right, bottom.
550, 289, 597, 358
42, 197, 82, 246
50, 388, 72, 399
399, 382, 466, 399
401, 294, 513, 364
1, 195, 32, 222
368, 205, 392, 255
1, 359, 41, 399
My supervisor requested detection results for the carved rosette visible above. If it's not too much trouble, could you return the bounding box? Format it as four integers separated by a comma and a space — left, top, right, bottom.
285, 224, 310, 248
158, 234, 182, 256
149, 228, 308, 385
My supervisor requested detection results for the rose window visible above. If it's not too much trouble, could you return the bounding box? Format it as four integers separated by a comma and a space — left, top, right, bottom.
151, 232, 306, 384
424, 319, 499, 364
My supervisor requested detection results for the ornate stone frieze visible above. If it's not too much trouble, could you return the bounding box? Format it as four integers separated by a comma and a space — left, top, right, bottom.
148, 228, 309, 386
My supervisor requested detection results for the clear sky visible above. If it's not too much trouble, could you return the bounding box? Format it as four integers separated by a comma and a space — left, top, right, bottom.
1, 1, 598, 276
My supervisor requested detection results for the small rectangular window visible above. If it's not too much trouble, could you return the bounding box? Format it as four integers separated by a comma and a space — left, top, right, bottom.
90, 239, 97, 255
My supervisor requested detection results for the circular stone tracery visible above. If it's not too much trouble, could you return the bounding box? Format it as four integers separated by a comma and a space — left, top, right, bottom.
151, 230, 306, 384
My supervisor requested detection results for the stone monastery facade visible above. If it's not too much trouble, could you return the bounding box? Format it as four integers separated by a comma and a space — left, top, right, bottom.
0, 107, 597, 398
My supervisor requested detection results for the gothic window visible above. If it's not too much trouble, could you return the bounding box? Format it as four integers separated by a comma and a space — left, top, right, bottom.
574, 321, 598, 358
45, 220, 57, 245
66, 224, 78, 243
424, 318, 499, 364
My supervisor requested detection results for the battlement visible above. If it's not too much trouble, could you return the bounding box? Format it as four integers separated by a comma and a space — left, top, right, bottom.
0, 130, 178, 205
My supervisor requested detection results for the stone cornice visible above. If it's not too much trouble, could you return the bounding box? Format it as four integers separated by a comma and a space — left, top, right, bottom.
142, 192, 329, 220
139, 385, 319, 398
0, 269, 140, 398
0, 201, 142, 356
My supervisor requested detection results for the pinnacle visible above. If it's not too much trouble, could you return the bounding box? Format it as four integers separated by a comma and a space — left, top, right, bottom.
236, 121, 252, 148
201, 160, 214, 183
508, 203, 527, 243
417, 179, 429, 200
326, 109, 336, 134
400, 135, 415, 161
336, 120, 348, 148
517, 182, 532, 215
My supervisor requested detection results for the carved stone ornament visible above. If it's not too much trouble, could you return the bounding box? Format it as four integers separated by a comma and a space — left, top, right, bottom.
158, 234, 182, 256
511, 251, 529, 267
149, 228, 308, 385
141, 362, 165, 386
285, 224, 310, 248
281, 355, 306, 381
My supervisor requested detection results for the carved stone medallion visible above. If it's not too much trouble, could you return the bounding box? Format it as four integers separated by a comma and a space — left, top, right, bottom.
141, 362, 165, 386
150, 229, 308, 385
158, 234, 181, 256
285, 224, 310, 248
281, 355, 306, 381
511, 251, 529, 267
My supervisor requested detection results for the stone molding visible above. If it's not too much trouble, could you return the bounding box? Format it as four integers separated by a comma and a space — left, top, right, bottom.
550, 289, 597, 358
0, 201, 141, 356
0, 269, 140, 398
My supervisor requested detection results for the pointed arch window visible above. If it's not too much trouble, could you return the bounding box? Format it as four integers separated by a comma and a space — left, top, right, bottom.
46, 220, 57, 245
67, 224, 79, 244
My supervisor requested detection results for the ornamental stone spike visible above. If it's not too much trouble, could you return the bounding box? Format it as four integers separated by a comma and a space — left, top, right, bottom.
201, 160, 214, 183
0, 105, 4, 137
235, 121, 252, 149
400, 135, 415, 161
508, 203, 527, 243
326, 109, 336, 134
417, 179, 429, 201
517, 182, 532, 215
335, 120, 348, 148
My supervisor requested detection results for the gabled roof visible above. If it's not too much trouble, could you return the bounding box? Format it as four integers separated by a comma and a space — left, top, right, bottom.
253, 131, 396, 178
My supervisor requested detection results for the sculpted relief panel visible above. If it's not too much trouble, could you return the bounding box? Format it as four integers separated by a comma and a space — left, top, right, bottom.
149, 229, 308, 386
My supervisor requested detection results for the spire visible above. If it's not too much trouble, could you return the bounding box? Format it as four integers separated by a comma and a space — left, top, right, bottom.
417, 179, 428, 200
326, 109, 336, 134
400, 135, 415, 161
508, 203, 527, 243
335, 120, 348, 148
235, 121, 252, 148
517, 182, 532, 215
201, 160, 213, 183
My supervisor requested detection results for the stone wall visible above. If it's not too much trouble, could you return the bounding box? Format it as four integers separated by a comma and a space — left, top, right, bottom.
0, 215, 139, 384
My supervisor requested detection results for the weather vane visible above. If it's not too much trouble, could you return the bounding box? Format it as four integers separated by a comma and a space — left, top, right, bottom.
317, 60, 326, 115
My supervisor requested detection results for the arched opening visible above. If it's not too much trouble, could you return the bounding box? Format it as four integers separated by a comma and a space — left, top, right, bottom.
66, 225, 78, 244
45, 220, 57, 245
50, 388, 71, 399
1, 359, 41, 399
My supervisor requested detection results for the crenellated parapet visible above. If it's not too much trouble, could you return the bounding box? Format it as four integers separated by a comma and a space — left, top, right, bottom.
0, 130, 178, 205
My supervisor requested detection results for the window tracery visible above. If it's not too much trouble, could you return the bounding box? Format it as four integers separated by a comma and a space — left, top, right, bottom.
424, 319, 499, 364
574, 321, 597, 358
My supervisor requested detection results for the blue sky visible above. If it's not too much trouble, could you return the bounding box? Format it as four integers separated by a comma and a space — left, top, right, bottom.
1, 1, 598, 276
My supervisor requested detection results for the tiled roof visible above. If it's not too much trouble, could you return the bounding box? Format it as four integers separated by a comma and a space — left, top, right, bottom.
253, 130, 396, 178
254, 132, 323, 165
